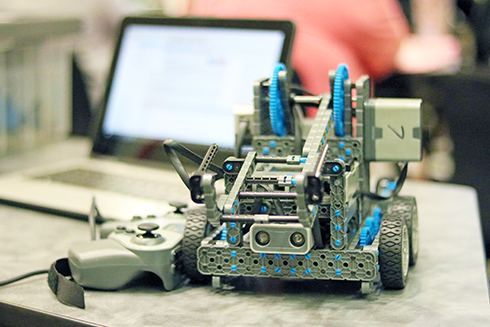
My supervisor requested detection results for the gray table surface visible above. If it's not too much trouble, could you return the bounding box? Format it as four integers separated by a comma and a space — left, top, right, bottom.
0, 140, 489, 326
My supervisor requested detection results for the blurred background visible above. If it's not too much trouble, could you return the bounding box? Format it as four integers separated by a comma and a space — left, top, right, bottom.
1, 0, 490, 262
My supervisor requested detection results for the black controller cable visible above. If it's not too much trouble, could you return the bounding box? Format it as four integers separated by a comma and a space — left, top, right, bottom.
0, 269, 49, 286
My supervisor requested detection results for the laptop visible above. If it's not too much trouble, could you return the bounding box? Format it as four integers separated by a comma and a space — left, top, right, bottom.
0, 16, 295, 221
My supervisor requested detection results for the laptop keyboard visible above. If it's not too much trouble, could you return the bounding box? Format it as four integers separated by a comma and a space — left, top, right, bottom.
35, 169, 170, 201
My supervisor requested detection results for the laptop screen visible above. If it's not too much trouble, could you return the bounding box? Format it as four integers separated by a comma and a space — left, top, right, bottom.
92, 16, 294, 162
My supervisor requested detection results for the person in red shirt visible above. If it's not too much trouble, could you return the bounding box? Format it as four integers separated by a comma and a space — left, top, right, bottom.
187, 0, 410, 95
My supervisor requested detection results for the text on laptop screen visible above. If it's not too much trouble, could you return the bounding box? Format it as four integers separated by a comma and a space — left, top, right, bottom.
102, 24, 286, 149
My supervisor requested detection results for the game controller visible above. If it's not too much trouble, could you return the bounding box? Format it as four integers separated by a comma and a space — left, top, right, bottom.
68, 206, 189, 291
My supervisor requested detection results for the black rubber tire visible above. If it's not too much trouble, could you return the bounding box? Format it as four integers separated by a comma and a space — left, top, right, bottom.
379, 214, 410, 289
182, 208, 211, 284
389, 196, 419, 266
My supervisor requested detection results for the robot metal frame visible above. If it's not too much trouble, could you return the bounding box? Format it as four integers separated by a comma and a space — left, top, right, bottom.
166, 63, 422, 294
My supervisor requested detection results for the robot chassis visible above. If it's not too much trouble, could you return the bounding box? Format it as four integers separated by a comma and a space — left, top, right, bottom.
177, 64, 422, 294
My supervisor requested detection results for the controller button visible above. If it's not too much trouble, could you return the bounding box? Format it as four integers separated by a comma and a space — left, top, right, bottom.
132, 215, 143, 221
147, 214, 157, 219
116, 225, 126, 231
126, 229, 135, 233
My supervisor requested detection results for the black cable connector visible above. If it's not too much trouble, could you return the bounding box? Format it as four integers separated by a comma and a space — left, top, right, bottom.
364, 162, 409, 200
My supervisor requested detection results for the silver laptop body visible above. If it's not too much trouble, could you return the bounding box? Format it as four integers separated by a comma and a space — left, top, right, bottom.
0, 16, 295, 220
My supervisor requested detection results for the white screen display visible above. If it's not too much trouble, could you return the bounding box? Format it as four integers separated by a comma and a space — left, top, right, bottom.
103, 24, 285, 148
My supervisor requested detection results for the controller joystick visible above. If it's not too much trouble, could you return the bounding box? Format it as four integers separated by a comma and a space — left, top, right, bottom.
133, 222, 164, 245
137, 222, 160, 238
169, 201, 187, 214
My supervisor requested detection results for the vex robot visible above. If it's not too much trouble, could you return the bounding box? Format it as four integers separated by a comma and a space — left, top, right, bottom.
166, 63, 421, 294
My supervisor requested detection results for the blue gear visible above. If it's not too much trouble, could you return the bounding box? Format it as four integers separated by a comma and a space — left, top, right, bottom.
220, 225, 227, 241
333, 64, 349, 137
269, 63, 287, 137
359, 226, 372, 247
359, 208, 384, 246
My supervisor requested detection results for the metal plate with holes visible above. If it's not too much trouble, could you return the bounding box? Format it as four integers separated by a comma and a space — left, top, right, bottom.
197, 243, 378, 281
